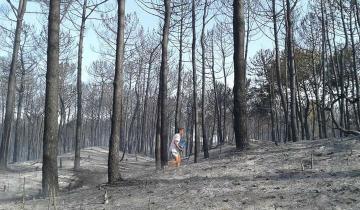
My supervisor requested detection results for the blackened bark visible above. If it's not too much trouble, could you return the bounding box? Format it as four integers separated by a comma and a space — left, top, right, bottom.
320, 0, 327, 138
141, 45, 158, 155
42, 0, 60, 196
210, 32, 223, 146
108, 0, 125, 184
201, 0, 209, 158
175, 5, 184, 133
349, 8, 360, 129
285, 0, 298, 142
95, 80, 105, 145
155, 94, 161, 169
233, 0, 248, 149
302, 82, 311, 140
309, 23, 322, 138
159, 0, 171, 167
192, 0, 200, 162
269, 61, 277, 145
75, 0, 87, 170
13, 43, 27, 163
0, 0, 27, 168
272, 0, 288, 143
221, 38, 227, 144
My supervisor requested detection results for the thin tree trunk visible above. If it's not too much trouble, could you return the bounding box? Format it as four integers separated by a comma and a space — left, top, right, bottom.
272, 0, 288, 143
201, 0, 209, 158
13, 42, 27, 163
95, 81, 105, 145
174, 6, 184, 133
285, 0, 298, 142
155, 92, 161, 168
320, 0, 327, 138
192, 0, 200, 163
210, 31, 223, 146
221, 39, 227, 145
302, 83, 311, 140
349, 8, 360, 129
269, 60, 277, 145
141, 45, 158, 154
0, 0, 27, 168
75, 0, 87, 170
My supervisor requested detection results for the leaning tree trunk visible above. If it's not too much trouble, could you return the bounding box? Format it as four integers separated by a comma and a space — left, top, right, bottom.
108, 0, 125, 184
42, 0, 60, 196
233, 0, 248, 149
159, 0, 171, 168
75, 0, 87, 170
0, 0, 27, 168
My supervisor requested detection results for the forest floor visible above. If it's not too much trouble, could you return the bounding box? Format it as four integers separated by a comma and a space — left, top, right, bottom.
1, 137, 360, 209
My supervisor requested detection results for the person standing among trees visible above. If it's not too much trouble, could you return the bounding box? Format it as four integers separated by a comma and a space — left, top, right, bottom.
169, 128, 185, 167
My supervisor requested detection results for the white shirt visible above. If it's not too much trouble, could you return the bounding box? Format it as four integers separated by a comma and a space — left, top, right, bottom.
169, 133, 181, 153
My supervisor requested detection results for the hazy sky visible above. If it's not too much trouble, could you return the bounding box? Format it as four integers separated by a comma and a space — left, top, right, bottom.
81, 1, 159, 75
1, 1, 159, 80
1, 0, 273, 84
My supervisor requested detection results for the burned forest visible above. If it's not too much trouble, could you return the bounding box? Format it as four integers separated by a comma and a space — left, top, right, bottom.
1, 0, 360, 209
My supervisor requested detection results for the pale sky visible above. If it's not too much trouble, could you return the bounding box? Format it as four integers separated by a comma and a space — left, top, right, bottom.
1, 0, 273, 85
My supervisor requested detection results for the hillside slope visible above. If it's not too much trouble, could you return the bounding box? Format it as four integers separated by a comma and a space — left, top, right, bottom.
1, 137, 360, 209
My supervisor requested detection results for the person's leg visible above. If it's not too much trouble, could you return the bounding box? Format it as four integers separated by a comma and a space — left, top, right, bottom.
169, 152, 179, 167
169, 153, 176, 167
175, 154, 180, 167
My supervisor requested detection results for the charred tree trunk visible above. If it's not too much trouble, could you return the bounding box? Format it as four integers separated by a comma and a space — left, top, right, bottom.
320, 0, 328, 138
13, 43, 27, 163
192, 0, 200, 162
155, 95, 161, 169
174, 6, 184, 133
210, 32, 223, 146
269, 62, 277, 145
159, 0, 171, 167
285, 0, 298, 142
0, 0, 27, 168
349, 8, 360, 129
302, 83, 311, 140
201, 0, 209, 158
108, 0, 125, 184
272, 0, 288, 143
141, 45, 158, 155
42, 0, 60, 196
95, 81, 105, 145
233, 0, 248, 149
74, 0, 87, 170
